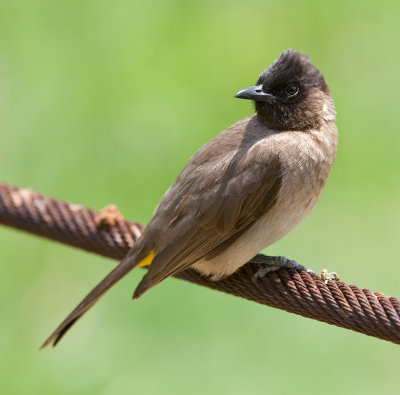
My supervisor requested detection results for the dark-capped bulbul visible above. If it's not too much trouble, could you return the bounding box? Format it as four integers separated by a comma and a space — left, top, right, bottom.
42, 49, 337, 348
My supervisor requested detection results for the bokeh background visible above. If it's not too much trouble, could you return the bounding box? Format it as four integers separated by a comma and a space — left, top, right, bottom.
1, 1, 400, 394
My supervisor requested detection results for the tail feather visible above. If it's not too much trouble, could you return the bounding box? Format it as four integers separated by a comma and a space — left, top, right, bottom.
132, 278, 151, 300
41, 250, 148, 349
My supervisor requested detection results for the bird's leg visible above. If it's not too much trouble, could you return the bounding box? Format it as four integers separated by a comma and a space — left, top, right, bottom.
251, 254, 313, 280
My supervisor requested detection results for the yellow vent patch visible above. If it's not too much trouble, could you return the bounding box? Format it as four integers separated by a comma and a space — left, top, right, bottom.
136, 250, 154, 268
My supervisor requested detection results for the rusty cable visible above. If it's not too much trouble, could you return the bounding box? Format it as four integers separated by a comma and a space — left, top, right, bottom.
0, 183, 399, 345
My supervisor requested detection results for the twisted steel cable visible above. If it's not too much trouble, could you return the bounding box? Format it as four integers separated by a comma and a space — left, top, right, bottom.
1, 183, 399, 345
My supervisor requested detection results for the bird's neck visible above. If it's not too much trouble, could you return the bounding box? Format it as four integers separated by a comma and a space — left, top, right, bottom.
321, 96, 336, 122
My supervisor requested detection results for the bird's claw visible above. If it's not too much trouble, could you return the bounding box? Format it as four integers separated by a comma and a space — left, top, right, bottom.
252, 255, 313, 280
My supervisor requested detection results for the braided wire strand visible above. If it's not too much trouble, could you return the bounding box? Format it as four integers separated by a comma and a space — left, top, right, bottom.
0, 183, 399, 345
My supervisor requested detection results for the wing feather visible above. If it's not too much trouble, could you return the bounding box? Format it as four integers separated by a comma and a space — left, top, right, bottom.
133, 136, 283, 297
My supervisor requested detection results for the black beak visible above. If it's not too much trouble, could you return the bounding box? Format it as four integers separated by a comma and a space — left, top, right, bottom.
234, 85, 277, 103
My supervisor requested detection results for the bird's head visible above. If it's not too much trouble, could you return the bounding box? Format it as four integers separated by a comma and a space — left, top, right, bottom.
235, 49, 335, 131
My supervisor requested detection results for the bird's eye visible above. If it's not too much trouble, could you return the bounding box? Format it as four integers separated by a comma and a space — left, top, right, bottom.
286, 84, 299, 96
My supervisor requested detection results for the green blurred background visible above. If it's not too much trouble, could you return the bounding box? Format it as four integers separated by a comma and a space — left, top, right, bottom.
1, 0, 400, 394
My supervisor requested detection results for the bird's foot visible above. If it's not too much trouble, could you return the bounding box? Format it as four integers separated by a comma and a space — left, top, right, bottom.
251, 254, 313, 280
320, 268, 339, 283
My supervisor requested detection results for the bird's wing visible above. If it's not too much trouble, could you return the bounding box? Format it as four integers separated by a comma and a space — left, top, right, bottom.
133, 141, 282, 297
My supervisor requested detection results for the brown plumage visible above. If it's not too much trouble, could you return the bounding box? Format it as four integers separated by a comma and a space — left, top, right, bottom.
41, 49, 337, 348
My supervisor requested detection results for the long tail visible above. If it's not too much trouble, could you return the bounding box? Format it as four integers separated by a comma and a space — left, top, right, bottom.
41, 248, 152, 349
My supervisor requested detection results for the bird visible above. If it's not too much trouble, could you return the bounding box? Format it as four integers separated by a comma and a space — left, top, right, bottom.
41, 49, 337, 348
